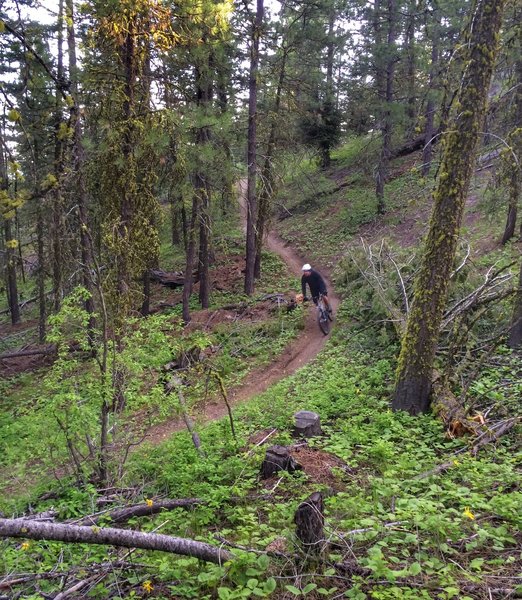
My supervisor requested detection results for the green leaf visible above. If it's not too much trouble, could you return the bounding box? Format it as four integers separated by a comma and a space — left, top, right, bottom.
263, 578, 277, 594
247, 579, 259, 590
285, 584, 302, 596
470, 558, 484, 571
409, 562, 422, 576
218, 587, 231, 600
302, 583, 317, 594
256, 554, 270, 570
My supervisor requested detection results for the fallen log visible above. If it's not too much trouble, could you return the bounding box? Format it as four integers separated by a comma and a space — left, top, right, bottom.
470, 417, 519, 456
431, 373, 483, 438
149, 269, 198, 289
0, 518, 232, 564
0, 345, 57, 360
72, 498, 204, 526
390, 129, 441, 159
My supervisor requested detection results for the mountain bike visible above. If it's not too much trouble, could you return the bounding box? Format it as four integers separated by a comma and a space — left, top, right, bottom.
317, 293, 333, 335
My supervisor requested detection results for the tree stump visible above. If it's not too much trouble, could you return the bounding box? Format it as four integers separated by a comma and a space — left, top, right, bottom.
294, 492, 325, 553
259, 445, 301, 479
293, 411, 322, 438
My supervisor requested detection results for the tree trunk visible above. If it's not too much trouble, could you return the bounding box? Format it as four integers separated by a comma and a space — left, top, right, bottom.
170, 192, 182, 246
194, 59, 213, 309
405, 0, 416, 139
67, 0, 96, 342
508, 260, 522, 348
320, 7, 336, 170
36, 200, 46, 341
4, 219, 21, 325
392, 0, 506, 415
421, 10, 440, 177
0, 138, 20, 325
244, 0, 264, 295
501, 40, 522, 244
254, 48, 287, 279
182, 194, 199, 324
181, 201, 188, 253
52, 0, 65, 313
375, 0, 397, 215
0, 518, 232, 564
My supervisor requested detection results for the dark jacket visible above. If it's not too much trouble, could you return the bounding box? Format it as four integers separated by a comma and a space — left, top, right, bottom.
301, 269, 327, 301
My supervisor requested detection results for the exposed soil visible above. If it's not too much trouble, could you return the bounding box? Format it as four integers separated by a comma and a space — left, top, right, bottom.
145, 181, 340, 445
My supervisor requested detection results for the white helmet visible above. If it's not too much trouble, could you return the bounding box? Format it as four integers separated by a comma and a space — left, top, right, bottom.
302, 264, 312, 271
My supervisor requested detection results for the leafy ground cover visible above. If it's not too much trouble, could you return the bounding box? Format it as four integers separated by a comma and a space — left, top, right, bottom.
1, 137, 520, 599
0, 236, 303, 501
1, 298, 520, 599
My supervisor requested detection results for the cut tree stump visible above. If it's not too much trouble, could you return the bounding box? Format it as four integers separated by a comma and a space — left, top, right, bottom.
293, 411, 322, 438
294, 492, 325, 553
259, 445, 301, 479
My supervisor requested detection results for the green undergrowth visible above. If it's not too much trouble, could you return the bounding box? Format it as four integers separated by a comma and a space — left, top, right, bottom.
0, 256, 303, 499
2, 301, 520, 599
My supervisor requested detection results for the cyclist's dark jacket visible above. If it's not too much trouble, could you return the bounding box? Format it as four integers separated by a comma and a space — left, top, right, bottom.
301, 269, 327, 302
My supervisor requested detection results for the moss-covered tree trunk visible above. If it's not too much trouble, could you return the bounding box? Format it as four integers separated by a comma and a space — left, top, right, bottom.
392, 0, 506, 415
508, 260, 522, 348
501, 29, 522, 245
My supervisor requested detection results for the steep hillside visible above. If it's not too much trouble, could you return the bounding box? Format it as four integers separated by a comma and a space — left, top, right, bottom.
1, 139, 520, 599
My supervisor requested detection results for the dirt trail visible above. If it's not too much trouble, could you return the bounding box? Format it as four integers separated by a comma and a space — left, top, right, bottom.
146, 181, 339, 445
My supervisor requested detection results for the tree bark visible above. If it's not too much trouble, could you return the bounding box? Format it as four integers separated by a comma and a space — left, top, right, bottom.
508, 260, 522, 348
244, 0, 264, 295
421, 9, 440, 177
501, 34, 522, 244
392, 0, 506, 415
67, 0, 96, 340
404, 0, 417, 139
195, 59, 213, 309
3, 218, 21, 325
52, 0, 65, 313
294, 492, 325, 553
375, 0, 397, 214
74, 498, 204, 526
36, 200, 46, 341
0, 518, 232, 564
0, 138, 20, 325
182, 194, 199, 324
254, 48, 287, 279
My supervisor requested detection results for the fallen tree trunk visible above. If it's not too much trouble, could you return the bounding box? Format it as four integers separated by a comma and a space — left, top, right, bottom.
0, 345, 57, 360
73, 498, 204, 526
0, 518, 232, 564
431, 374, 483, 438
149, 269, 198, 289
391, 129, 441, 159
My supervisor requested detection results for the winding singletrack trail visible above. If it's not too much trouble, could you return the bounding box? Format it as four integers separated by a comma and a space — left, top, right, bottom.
146, 181, 339, 445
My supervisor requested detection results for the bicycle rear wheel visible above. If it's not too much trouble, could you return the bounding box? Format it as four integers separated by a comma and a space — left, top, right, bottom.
318, 309, 330, 335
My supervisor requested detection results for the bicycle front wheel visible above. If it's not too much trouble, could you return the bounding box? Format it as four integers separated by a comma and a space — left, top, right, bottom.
318, 309, 330, 335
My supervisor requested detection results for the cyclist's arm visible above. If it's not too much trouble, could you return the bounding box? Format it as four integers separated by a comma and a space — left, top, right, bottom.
301, 277, 307, 299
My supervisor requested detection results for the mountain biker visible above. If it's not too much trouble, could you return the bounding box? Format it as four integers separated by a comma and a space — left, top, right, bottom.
301, 264, 331, 312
